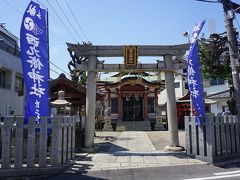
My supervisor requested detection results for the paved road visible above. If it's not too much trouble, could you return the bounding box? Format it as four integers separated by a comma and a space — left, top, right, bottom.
44, 131, 240, 180
65, 131, 204, 172
46, 164, 240, 180
146, 130, 185, 150
45, 131, 210, 179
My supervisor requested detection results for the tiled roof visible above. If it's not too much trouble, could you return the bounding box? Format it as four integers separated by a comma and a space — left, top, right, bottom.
207, 90, 230, 99
100, 75, 159, 83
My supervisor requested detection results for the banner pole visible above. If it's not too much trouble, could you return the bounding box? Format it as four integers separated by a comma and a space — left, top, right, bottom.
186, 20, 206, 125
21, 1, 51, 123
46, 8, 51, 116
190, 96, 193, 116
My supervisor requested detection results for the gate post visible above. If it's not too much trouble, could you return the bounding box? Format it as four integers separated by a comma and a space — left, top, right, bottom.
85, 55, 97, 148
164, 55, 179, 147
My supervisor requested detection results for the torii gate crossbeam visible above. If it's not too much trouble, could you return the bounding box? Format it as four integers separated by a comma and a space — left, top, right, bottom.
67, 43, 189, 57
67, 43, 190, 151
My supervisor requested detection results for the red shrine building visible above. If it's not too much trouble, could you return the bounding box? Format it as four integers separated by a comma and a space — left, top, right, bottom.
98, 72, 166, 122
96, 70, 195, 130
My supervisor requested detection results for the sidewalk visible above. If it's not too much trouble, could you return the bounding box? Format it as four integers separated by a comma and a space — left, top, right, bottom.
64, 131, 206, 173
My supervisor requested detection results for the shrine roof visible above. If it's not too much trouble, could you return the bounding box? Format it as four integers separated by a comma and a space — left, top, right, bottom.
177, 99, 217, 104
177, 91, 216, 104
50, 74, 104, 106
99, 75, 160, 84
50, 73, 85, 94
110, 72, 153, 77
207, 89, 230, 99
97, 76, 165, 92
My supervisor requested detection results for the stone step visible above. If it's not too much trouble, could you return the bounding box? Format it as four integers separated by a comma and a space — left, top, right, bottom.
116, 121, 152, 131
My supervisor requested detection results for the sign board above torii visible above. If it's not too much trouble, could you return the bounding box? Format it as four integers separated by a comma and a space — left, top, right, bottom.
124, 46, 138, 68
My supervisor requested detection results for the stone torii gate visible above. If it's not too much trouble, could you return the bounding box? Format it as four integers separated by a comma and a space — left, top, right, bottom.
67, 43, 190, 150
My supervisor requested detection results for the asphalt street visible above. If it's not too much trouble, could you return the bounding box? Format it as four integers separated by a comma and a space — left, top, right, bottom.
43, 131, 240, 180
45, 163, 240, 180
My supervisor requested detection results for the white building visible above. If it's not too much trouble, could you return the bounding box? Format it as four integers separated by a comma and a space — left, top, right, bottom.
204, 79, 230, 115
158, 66, 229, 115
158, 69, 187, 105
0, 25, 24, 117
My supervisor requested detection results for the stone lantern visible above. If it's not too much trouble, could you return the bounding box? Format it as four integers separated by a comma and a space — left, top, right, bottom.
51, 90, 71, 115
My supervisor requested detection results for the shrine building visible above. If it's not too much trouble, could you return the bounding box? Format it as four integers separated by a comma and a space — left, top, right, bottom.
98, 72, 165, 122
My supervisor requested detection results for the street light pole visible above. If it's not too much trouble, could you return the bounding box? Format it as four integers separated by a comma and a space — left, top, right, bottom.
222, 0, 240, 115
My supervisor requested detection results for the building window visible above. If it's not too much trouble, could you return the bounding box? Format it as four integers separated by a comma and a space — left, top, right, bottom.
210, 79, 224, 85
0, 70, 6, 88
148, 98, 155, 113
15, 76, 24, 92
205, 105, 210, 113
0, 31, 20, 56
174, 82, 180, 88
111, 98, 118, 114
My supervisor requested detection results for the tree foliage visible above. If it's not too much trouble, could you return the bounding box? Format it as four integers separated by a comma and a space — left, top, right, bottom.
79, 72, 87, 86
198, 34, 231, 81
198, 32, 240, 114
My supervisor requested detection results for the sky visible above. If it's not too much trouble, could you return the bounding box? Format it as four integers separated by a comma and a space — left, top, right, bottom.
1, 0, 239, 79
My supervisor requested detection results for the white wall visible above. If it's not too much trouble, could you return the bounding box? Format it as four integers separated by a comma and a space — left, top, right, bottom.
0, 49, 22, 73
0, 42, 24, 117
204, 82, 229, 115
0, 88, 24, 116
210, 101, 229, 115
158, 75, 184, 105
210, 103, 220, 115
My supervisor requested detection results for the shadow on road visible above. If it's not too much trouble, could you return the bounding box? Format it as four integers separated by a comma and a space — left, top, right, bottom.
45, 172, 107, 180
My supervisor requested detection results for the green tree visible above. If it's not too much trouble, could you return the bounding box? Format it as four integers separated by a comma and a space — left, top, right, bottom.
79, 72, 87, 86
198, 33, 231, 80
198, 32, 239, 114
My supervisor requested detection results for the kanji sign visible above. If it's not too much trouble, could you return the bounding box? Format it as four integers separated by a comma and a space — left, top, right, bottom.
124, 46, 138, 68
187, 20, 206, 125
20, 1, 49, 123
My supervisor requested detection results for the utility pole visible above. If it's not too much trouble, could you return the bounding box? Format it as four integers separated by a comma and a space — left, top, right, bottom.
222, 0, 240, 115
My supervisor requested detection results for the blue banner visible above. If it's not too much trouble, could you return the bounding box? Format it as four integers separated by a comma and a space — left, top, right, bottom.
20, 1, 49, 123
187, 20, 206, 125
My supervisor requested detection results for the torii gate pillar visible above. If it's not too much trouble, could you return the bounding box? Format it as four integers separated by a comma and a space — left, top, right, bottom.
164, 55, 179, 147
85, 55, 97, 148
66, 43, 190, 150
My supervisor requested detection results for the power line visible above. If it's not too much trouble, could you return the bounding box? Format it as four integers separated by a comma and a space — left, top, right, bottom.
36, 1, 82, 45
2, 0, 71, 77
36, 0, 48, 9
2, 0, 65, 44
36, 0, 79, 44
55, 0, 84, 42
46, 0, 77, 42
2, 0, 22, 14
50, 61, 71, 76
64, 0, 91, 43
50, 68, 61, 76
36, 0, 65, 31
3, 0, 85, 44
34, 1, 69, 44
49, 34, 65, 44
